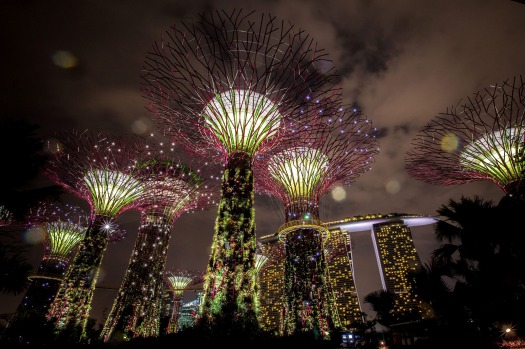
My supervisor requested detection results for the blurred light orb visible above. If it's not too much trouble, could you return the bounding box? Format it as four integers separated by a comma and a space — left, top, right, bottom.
331, 186, 346, 201
52, 50, 78, 69
24, 226, 45, 245
385, 180, 401, 194
131, 118, 149, 134
440, 132, 459, 153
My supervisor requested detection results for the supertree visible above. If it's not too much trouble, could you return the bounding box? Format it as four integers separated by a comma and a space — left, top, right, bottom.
100, 140, 219, 342
254, 254, 269, 275
140, 9, 341, 332
2, 202, 88, 343
42, 130, 147, 341
405, 75, 525, 200
254, 104, 379, 339
163, 269, 203, 334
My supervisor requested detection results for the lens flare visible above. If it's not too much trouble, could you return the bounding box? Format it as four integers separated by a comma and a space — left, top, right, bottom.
331, 186, 346, 201
440, 132, 459, 152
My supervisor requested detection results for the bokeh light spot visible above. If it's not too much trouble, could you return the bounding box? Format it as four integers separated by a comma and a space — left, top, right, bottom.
52, 50, 78, 69
331, 186, 346, 201
24, 226, 45, 245
131, 118, 149, 134
441, 132, 459, 153
385, 180, 401, 195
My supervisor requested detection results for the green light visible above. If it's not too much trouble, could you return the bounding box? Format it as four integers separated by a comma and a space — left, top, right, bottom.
268, 147, 328, 201
84, 169, 144, 217
167, 275, 194, 299
203, 89, 282, 155
459, 127, 525, 186
45, 221, 87, 260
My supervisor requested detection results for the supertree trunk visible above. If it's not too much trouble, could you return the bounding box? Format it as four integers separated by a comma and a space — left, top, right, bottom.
2, 259, 67, 342
47, 215, 111, 341
200, 152, 259, 333
167, 297, 182, 334
281, 207, 338, 339
100, 217, 171, 341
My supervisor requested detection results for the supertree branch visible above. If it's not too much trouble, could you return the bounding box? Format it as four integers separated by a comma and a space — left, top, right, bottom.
256, 104, 379, 220
100, 146, 219, 342
164, 270, 202, 334
405, 75, 525, 198
43, 130, 149, 341
254, 104, 379, 339
140, 9, 341, 334
44, 130, 148, 217
141, 9, 341, 162
2, 202, 89, 343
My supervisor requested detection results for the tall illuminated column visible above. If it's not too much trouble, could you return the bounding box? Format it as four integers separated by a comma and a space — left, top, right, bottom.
164, 270, 202, 334
258, 234, 286, 333
141, 9, 340, 333
2, 203, 88, 343
101, 148, 218, 342
43, 130, 147, 341
256, 105, 379, 339
405, 75, 525, 200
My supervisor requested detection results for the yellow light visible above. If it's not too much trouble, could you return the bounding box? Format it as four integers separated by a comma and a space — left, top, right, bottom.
203, 89, 282, 154
440, 132, 459, 152
269, 147, 328, 200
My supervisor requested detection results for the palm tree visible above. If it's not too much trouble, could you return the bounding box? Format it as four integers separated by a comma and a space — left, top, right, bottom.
363, 290, 396, 326
432, 195, 525, 343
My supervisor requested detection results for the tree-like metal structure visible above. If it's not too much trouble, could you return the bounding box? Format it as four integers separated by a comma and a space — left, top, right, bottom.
141, 9, 341, 333
43, 130, 147, 341
254, 254, 269, 275
100, 141, 219, 342
2, 202, 88, 343
164, 269, 203, 334
255, 104, 379, 339
405, 75, 525, 200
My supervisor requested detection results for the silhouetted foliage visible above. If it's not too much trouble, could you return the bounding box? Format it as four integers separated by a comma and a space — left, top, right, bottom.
0, 117, 63, 222
418, 195, 525, 348
0, 238, 32, 295
363, 290, 396, 325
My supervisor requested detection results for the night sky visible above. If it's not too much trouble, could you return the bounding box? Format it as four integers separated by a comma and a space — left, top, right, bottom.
1, 0, 523, 325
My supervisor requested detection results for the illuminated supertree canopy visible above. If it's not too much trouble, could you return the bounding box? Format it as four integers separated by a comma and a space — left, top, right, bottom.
255, 104, 379, 339
26, 202, 90, 275
141, 9, 341, 333
164, 269, 203, 335
254, 254, 269, 275
43, 130, 148, 341
2, 202, 89, 344
405, 75, 525, 199
101, 140, 219, 342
